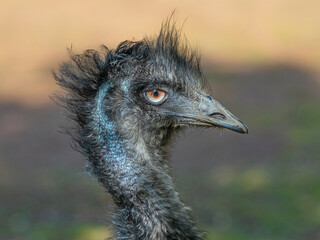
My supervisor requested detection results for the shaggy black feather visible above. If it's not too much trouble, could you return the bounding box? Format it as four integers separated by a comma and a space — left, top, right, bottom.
53, 18, 209, 240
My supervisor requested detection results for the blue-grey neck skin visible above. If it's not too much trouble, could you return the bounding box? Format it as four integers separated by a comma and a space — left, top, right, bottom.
94, 83, 139, 188
92, 83, 203, 240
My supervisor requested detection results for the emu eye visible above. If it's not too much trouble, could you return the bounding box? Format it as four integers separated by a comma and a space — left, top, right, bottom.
145, 89, 167, 104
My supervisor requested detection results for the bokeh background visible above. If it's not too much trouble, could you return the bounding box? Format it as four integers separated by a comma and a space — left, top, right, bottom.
1, 1, 320, 239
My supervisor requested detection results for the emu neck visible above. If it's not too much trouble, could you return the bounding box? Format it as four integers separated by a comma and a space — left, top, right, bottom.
91, 85, 202, 240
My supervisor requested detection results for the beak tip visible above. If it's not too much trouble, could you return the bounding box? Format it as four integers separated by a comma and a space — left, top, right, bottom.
239, 120, 249, 134
243, 129, 249, 134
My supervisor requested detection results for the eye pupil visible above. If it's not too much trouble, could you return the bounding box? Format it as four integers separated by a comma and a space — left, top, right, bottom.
153, 91, 159, 97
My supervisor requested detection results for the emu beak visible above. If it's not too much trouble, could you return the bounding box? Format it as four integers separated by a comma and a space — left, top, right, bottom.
197, 97, 248, 134
164, 96, 248, 134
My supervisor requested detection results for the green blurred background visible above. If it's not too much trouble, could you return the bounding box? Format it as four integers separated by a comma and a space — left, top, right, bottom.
1, 1, 320, 239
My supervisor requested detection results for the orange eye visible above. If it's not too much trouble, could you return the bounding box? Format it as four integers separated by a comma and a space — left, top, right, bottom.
145, 89, 167, 104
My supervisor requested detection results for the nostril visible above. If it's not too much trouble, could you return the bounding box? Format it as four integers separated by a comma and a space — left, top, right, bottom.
208, 112, 226, 120
206, 95, 213, 101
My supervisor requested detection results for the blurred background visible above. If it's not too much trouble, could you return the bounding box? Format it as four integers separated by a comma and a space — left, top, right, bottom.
1, 0, 320, 239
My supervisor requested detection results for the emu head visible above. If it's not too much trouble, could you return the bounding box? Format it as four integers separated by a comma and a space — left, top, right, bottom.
54, 22, 247, 158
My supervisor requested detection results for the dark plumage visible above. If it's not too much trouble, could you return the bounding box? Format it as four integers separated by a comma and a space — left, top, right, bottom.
54, 19, 248, 240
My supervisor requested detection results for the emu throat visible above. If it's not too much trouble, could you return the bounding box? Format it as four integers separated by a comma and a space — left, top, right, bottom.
91, 84, 202, 239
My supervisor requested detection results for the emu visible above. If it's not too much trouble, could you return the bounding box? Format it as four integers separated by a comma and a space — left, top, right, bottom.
54, 20, 248, 240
